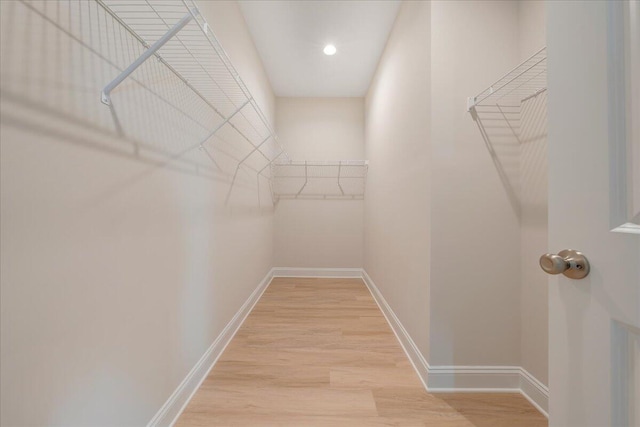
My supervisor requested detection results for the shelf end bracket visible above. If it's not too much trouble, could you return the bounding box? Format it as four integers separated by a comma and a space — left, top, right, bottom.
467, 96, 478, 120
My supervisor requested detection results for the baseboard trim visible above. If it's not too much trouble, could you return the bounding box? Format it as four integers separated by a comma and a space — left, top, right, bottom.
361, 269, 548, 418
427, 365, 522, 390
272, 267, 363, 278
426, 366, 548, 417
361, 269, 430, 390
147, 268, 275, 427
519, 367, 549, 417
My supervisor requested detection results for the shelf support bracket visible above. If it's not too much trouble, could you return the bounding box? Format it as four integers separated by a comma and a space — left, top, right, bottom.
495, 104, 522, 144
296, 161, 309, 198
467, 97, 478, 121
259, 152, 283, 206
101, 8, 199, 106
257, 151, 282, 179
337, 161, 345, 196
225, 136, 271, 204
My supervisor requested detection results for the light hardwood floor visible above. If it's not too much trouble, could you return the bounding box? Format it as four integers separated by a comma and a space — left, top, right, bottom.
176, 277, 547, 426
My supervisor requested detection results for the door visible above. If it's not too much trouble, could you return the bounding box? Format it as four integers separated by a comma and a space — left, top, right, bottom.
546, 1, 640, 426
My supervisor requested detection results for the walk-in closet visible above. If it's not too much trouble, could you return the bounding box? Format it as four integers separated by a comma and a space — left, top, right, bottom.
3, 1, 639, 426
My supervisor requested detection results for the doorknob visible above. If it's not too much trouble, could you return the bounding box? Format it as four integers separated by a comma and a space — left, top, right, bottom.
539, 249, 590, 279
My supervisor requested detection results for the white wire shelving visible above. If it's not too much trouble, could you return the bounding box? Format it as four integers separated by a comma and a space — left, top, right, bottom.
0, 0, 369, 203
467, 47, 547, 113
96, 0, 371, 203
272, 160, 368, 200
97, 0, 289, 202
467, 47, 548, 216
98, 0, 373, 203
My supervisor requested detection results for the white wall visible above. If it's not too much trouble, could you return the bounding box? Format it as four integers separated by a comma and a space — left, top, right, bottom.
429, 0, 522, 367
518, 0, 548, 386
428, 0, 548, 386
518, 0, 546, 62
364, 0, 431, 358
364, 0, 548, 387
0, 1, 275, 425
274, 98, 364, 268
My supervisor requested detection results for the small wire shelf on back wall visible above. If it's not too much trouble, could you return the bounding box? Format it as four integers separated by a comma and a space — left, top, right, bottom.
467, 47, 548, 215
272, 160, 368, 200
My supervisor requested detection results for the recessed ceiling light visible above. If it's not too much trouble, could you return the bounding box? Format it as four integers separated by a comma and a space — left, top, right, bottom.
323, 44, 337, 56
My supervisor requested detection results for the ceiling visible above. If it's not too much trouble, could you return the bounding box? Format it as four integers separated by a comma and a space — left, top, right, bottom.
238, 1, 401, 98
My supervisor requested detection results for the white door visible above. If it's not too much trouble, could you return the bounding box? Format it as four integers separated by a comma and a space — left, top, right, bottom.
546, 1, 640, 426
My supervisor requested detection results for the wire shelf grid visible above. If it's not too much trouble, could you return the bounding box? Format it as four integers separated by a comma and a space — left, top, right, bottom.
468, 47, 547, 110
272, 160, 369, 199
467, 47, 548, 216
98, 0, 287, 189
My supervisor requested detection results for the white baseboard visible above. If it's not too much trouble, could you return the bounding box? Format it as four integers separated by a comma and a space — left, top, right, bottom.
272, 267, 363, 278
361, 269, 549, 418
147, 268, 275, 427
427, 365, 521, 391
519, 367, 549, 417
361, 269, 430, 389
426, 365, 548, 417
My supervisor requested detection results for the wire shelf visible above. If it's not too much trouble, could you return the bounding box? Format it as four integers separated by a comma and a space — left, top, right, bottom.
96, 0, 287, 200
0, 0, 369, 203
272, 160, 368, 200
468, 47, 547, 110
467, 47, 548, 216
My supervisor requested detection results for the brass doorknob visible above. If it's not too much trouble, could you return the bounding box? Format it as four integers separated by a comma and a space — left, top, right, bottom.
539, 249, 590, 279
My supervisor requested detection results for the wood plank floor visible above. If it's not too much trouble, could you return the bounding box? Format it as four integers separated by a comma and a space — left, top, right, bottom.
176, 277, 547, 426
